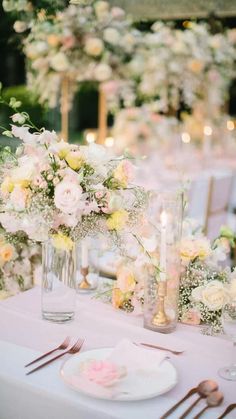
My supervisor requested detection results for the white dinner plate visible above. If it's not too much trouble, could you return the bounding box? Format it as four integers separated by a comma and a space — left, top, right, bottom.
60, 347, 178, 401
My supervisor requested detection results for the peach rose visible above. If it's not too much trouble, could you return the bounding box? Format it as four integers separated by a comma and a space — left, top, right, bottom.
112, 288, 124, 309
116, 266, 136, 293
181, 308, 201, 325
0, 243, 14, 263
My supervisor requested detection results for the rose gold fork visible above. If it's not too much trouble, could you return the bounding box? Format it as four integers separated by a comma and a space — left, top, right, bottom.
26, 339, 84, 375
138, 342, 184, 355
25, 336, 71, 367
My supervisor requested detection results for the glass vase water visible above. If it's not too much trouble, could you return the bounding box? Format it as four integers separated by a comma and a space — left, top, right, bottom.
42, 240, 77, 323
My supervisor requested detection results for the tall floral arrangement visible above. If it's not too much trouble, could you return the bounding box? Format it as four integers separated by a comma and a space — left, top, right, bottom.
12, 1, 140, 108
0, 101, 147, 246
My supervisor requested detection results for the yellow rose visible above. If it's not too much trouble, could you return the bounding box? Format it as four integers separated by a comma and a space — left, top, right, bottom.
107, 210, 129, 231
1, 177, 14, 194
113, 160, 134, 188
112, 287, 124, 309
0, 243, 14, 262
117, 266, 136, 293
195, 238, 211, 260
65, 150, 84, 170
51, 233, 74, 251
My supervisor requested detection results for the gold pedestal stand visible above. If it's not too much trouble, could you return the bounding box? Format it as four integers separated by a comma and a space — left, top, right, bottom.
97, 87, 107, 144
60, 76, 69, 142
152, 281, 170, 326
79, 267, 91, 290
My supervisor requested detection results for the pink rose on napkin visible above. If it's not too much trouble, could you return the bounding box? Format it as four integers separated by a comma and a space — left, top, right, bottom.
80, 360, 126, 387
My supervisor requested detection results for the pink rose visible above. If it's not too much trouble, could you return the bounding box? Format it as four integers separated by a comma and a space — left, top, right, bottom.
181, 308, 201, 326
81, 360, 126, 387
54, 180, 82, 214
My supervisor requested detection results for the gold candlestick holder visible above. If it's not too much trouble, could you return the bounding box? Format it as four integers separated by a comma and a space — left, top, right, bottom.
152, 281, 170, 326
78, 267, 91, 289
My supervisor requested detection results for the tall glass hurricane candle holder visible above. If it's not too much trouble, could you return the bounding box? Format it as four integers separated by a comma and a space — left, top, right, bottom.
144, 192, 183, 333
76, 238, 99, 293
42, 240, 77, 323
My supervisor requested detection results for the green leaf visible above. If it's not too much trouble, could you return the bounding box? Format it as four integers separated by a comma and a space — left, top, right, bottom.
2, 130, 13, 137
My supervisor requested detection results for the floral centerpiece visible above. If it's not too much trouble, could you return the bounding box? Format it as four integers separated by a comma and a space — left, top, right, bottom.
0, 225, 41, 299
97, 219, 235, 335
0, 105, 147, 247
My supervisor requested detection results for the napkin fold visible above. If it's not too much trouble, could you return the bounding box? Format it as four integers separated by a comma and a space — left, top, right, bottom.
108, 339, 167, 373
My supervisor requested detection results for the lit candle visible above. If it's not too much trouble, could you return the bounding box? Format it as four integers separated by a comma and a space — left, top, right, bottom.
81, 239, 89, 268
160, 211, 167, 282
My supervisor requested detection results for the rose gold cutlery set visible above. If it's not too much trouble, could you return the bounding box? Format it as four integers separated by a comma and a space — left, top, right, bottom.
25, 337, 84, 375
25, 340, 235, 418
160, 379, 235, 419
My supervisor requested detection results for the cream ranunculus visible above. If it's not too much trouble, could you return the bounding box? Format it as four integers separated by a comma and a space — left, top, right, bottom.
103, 28, 120, 45
84, 38, 104, 57
94, 1, 109, 19
54, 180, 82, 214
228, 278, 236, 300
50, 52, 69, 72
13, 20, 28, 33
95, 63, 112, 81
193, 280, 229, 311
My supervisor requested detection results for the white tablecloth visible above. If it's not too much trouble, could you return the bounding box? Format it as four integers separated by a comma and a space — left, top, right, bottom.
0, 286, 236, 419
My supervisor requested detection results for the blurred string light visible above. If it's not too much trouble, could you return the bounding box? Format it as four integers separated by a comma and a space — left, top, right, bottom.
86, 132, 96, 144
105, 136, 114, 147
203, 126, 213, 136
181, 132, 191, 143
227, 120, 234, 131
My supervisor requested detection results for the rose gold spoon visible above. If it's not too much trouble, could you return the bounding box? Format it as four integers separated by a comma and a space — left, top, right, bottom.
160, 380, 218, 419
193, 391, 224, 418
218, 403, 236, 419
179, 381, 219, 419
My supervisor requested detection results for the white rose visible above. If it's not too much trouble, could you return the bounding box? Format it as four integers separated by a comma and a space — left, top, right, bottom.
85, 38, 104, 57
107, 193, 123, 213
95, 63, 112, 81
94, 1, 109, 18
103, 28, 120, 45
50, 52, 69, 72
35, 41, 48, 54
13, 20, 28, 33
11, 158, 36, 183
193, 281, 229, 311
228, 278, 236, 300
54, 180, 83, 214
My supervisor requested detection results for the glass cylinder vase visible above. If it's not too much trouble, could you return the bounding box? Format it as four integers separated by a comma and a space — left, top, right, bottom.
42, 240, 77, 323
144, 192, 183, 333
